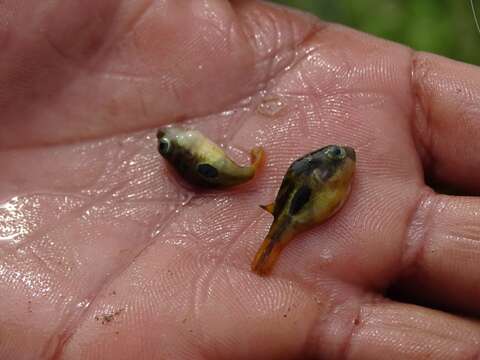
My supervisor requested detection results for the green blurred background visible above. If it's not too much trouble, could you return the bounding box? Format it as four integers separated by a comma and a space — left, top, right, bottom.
272, 0, 480, 65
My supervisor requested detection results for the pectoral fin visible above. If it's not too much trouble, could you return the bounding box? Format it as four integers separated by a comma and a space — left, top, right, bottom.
260, 203, 275, 214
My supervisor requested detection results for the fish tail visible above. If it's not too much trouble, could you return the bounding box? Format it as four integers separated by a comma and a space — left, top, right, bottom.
251, 235, 284, 276
249, 146, 265, 170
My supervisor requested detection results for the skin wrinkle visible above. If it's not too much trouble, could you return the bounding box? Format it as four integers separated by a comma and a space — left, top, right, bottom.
338, 293, 435, 360
260, 6, 282, 77
47, 195, 192, 359
394, 51, 443, 280
410, 52, 435, 177
118, 0, 155, 43
305, 288, 378, 360
332, 303, 362, 360
409, 54, 480, 195
43, 28, 83, 67
252, 22, 324, 91
396, 187, 434, 280
339, 296, 377, 360
43, 0, 120, 65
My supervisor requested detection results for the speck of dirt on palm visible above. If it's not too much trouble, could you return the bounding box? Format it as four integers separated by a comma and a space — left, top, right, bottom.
95, 309, 124, 325
313, 296, 322, 305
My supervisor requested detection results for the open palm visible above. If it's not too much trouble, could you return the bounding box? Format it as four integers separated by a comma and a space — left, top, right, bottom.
2, 1, 480, 359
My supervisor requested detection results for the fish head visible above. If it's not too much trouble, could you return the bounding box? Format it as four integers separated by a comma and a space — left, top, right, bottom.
156, 126, 203, 161
295, 145, 356, 188
156, 126, 231, 187
283, 145, 356, 227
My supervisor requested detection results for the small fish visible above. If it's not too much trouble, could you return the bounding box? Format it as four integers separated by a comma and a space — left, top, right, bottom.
251, 145, 356, 276
157, 127, 264, 188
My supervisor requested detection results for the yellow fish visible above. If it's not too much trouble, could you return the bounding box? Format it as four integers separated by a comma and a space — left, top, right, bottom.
157, 127, 264, 188
252, 145, 356, 275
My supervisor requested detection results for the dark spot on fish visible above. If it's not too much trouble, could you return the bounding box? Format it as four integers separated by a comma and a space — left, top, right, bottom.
289, 185, 311, 215
197, 163, 219, 178
290, 156, 312, 175
273, 177, 295, 218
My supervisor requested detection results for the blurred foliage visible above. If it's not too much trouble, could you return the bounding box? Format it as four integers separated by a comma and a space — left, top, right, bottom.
272, 0, 480, 65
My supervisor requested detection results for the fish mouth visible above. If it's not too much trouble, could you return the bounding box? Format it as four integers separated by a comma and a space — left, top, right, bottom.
344, 146, 356, 161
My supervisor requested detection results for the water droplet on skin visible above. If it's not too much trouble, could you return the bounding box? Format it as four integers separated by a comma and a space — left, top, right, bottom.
220, 109, 235, 116
180, 193, 193, 207
0, 196, 30, 244
76, 299, 91, 309
257, 97, 286, 117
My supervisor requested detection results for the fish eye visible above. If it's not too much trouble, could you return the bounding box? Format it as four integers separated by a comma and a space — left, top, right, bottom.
326, 146, 346, 160
158, 138, 171, 155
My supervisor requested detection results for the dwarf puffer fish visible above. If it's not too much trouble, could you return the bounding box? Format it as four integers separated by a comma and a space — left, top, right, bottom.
157, 127, 264, 188
251, 145, 356, 276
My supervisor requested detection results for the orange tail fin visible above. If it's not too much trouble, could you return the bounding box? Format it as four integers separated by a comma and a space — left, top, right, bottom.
250, 146, 265, 170
251, 236, 284, 276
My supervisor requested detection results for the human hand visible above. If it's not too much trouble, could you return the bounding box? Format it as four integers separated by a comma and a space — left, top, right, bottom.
1, 1, 480, 359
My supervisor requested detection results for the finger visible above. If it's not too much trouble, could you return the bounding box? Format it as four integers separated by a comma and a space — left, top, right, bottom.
396, 190, 480, 315
314, 297, 480, 360
0, 0, 315, 149
412, 52, 480, 193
